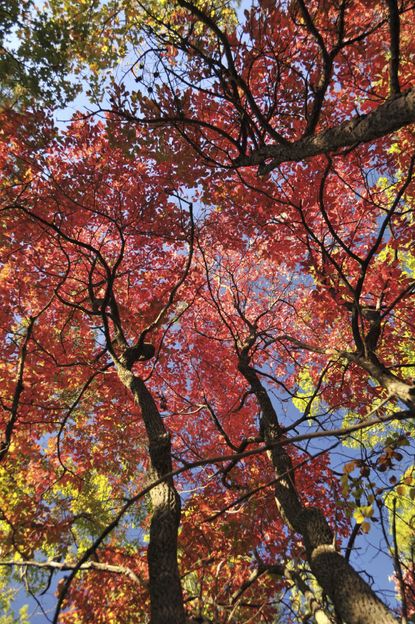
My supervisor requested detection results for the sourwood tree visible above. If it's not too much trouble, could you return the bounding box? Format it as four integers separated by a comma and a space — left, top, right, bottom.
1, 2, 415, 624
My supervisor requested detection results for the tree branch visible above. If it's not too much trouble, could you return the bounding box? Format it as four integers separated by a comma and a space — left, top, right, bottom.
0, 559, 145, 588
233, 89, 415, 173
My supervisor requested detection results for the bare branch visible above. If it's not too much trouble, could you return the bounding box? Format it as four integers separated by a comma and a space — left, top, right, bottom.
0, 559, 145, 588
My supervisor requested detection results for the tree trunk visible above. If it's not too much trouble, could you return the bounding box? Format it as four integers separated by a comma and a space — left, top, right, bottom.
238, 353, 398, 624
345, 351, 415, 408
117, 366, 185, 624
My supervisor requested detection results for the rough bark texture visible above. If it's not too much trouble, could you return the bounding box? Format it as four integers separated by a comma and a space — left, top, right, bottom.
117, 366, 185, 624
284, 566, 335, 624
345, 351, 415, 408
238, 349, 398, 624
234, 88, 415, 173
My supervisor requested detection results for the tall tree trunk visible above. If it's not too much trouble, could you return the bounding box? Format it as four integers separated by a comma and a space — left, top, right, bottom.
238, 351, 398, 624
117, 366, 185, 624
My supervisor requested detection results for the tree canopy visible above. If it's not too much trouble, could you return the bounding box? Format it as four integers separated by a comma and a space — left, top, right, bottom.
1, 1, 415, 623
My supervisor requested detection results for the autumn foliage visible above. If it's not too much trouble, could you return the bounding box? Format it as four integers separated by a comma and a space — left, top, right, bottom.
1, 1, 415, 623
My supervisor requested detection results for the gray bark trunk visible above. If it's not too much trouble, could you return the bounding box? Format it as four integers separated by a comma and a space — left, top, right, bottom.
238, 353, 398, 624
117, 366, 185, 624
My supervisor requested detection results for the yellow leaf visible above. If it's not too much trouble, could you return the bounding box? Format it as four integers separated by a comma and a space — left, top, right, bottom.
353, 509, 365, 524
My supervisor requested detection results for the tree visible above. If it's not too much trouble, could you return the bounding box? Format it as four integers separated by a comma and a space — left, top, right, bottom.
1, 2, 415, 623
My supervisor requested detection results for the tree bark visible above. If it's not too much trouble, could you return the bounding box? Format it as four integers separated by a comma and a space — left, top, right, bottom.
117, 366, 185, 624
238, 350, 398, 624
344, 351, 415, 408
284, 566, 336, 624
233, 88, 415, 173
